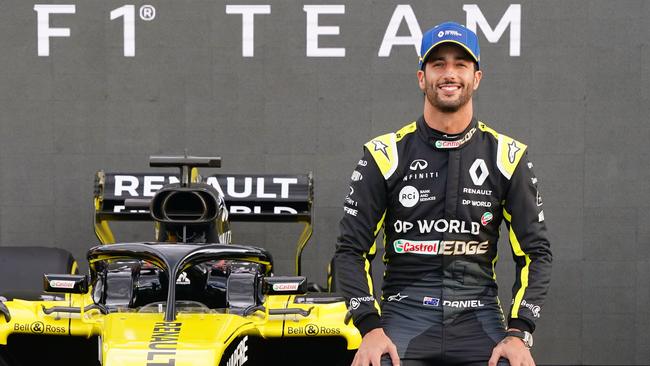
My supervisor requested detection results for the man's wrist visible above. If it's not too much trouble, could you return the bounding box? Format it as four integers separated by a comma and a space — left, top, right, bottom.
505, 330, 534, 349
507, 318, 533, 333
356, 313, 381, 336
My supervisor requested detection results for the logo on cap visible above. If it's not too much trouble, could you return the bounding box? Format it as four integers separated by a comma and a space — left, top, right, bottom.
438, 29, 463, 38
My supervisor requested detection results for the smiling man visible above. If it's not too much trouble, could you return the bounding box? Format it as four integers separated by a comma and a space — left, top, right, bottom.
331, 22, 552, 366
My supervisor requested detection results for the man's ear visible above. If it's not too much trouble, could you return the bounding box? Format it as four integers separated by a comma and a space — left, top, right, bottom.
473, 69, 483, 91
417, 69, 426, 91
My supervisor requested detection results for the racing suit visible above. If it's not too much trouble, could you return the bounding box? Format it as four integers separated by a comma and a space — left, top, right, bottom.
331, 116, 552, 365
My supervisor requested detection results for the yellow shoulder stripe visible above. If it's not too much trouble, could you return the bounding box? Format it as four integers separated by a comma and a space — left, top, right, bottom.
478, 121, 527, 180
365, 133, 398, 179
365, 121, 416, 179
477, 121, 499, 138
395, 121, 417, 142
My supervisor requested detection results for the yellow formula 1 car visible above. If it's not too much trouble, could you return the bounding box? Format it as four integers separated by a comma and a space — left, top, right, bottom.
0, 155, 360, 366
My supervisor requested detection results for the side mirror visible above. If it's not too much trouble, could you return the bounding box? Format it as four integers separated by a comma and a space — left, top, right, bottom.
262, 276, 307, 295
43, 274, 88, 294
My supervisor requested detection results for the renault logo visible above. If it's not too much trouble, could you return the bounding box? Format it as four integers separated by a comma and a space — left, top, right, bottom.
469, 159, 489, 186
409, 159, 428, 171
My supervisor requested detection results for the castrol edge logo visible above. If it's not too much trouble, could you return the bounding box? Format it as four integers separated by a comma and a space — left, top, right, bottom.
272, 283, 300, 291
393, 239, 439, 255
393, 239, 489, 255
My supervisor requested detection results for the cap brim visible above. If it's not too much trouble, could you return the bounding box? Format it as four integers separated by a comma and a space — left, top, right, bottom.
419, 40, 480, 69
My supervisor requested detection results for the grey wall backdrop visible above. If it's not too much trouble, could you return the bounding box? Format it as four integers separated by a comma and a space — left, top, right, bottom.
1, 0, 649, 364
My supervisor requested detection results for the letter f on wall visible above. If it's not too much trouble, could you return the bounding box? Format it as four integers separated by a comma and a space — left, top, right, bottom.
34, 4, 76, 56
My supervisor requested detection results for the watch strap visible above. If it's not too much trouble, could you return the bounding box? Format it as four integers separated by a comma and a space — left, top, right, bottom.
506, 330, 533, 348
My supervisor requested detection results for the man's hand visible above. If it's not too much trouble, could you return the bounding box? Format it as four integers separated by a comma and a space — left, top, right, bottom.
351, 328, 400, 366
488, 336, 535, 366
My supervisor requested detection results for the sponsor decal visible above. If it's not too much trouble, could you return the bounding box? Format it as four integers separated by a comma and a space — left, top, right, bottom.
438, 241, 489, 255
286, 324, 341, 336
344, 206, 358, 217
393, 239, 439, 255
398, 186, 436, 207
349, 186, 354, 196
462, 187, 492, 196
481, 212, 493, 226
520, 299, 541, 318
423, 297, 440, 306
49, 280, 75, 289
399, 186, 419, 208
462, 199, 491, 208
350, 296, 374, 310
402, 171, 439, 182
111, 174, 305, 216
272, 283, 299, 291
536, 191, 543, 206
351, 171, 363, 181
371, 140, 389, 159
393, 239, 489, 255
393, 219, 479, 235
434, 127, 476, 149
531, 177, 537, 185
358, 159, 367, 167
226, 336, 248, 366
146, 322, 181, 365
393, 220, 414, 233
417, 189, 436, 202
305, 324, 319, 336
508, 141, 520, 164
344, 196, 357, 207
114, 175, 299, 200
409, 159, 428, 171
469, 158, 489, 186
417, 219, 479, 235
14, 322, 66, 334
438, 29, 462, 38
31, 322, 45, 333
387, 293, 408, 302
538, 210, 545, 222
527, 162, 534, 169
443, 300, 484, 308
176, 272, 190, 285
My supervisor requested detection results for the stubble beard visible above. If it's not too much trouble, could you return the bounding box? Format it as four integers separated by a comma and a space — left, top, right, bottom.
425, 80, 474, 114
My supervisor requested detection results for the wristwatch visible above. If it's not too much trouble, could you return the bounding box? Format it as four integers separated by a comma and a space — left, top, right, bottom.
506, 330, 534, 349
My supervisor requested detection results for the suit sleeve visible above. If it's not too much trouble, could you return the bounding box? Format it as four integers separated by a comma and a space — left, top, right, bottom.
331, 147, 387, 336
503, 152, 553, 333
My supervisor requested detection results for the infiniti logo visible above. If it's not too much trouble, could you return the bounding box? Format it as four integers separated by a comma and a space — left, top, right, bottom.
409, 159, 428, 171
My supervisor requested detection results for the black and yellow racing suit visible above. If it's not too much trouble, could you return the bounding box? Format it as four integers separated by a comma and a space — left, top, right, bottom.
331, 116, 552, 365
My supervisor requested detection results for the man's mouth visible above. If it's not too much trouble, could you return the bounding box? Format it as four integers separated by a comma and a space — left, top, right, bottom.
438, 83, 461, 92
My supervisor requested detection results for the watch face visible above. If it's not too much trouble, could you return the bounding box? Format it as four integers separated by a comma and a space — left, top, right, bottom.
523, 331, 534, 348
507, 331, 533, 349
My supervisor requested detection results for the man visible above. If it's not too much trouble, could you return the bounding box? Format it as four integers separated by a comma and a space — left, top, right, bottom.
331, 21, 552, 366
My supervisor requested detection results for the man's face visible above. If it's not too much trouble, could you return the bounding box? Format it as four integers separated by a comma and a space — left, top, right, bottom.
417, 44, 482, 113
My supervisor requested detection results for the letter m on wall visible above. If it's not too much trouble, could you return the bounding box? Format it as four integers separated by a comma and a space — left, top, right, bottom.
463, 4, 521, 56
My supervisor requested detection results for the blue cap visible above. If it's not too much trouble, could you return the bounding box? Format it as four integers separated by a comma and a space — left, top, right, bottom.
419, 21, 480, 70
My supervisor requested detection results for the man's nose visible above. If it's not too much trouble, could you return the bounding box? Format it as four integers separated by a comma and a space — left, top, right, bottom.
442, 64, 458, 77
